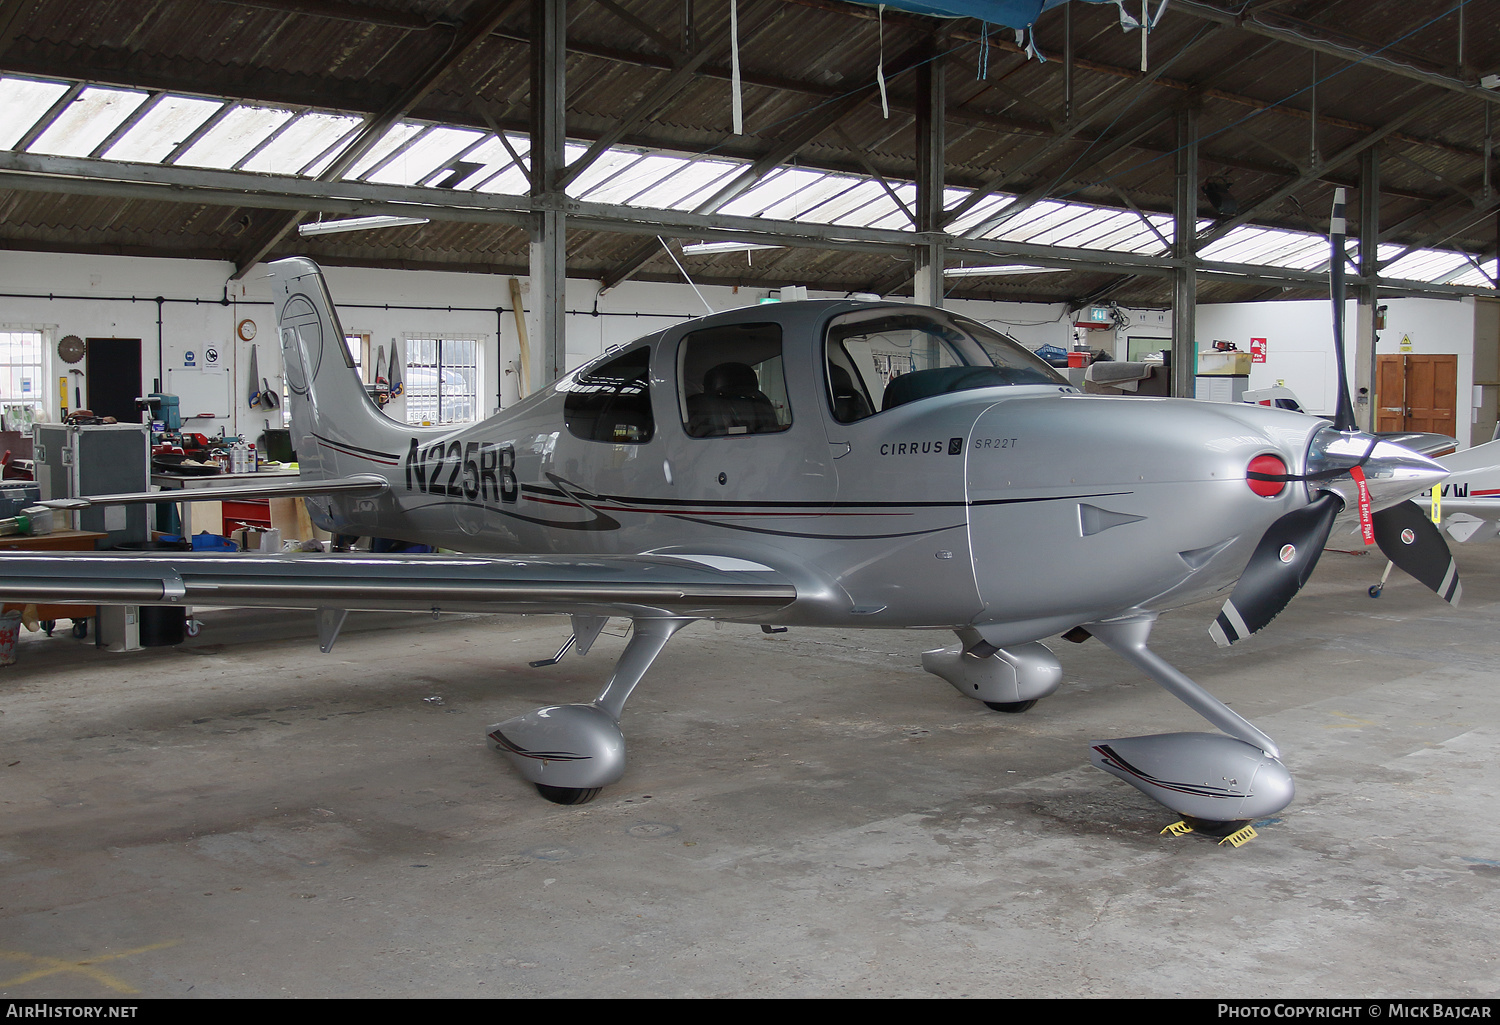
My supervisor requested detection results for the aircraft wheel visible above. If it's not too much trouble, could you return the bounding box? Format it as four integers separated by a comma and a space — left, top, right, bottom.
984, 699, 1038, 713
1183, 816, 1250, 838
1368, 584, 1383, 598
535, 784, 602, 805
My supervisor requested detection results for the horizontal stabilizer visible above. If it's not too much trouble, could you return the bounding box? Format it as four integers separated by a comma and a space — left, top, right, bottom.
38, 474, 388, 509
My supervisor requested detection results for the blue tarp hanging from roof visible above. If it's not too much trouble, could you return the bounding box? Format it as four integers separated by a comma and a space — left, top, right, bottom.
845, 1, 1143, 32
844, 1, 1072, 31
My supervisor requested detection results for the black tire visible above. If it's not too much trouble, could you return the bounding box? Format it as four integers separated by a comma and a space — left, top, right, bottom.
1368, 585, 1383, 598
41, 620, 55, 636
536, 784, 602, 805
1183, 816, 1250, 838
71, 620, 88, 639
984, 699, 1038, 713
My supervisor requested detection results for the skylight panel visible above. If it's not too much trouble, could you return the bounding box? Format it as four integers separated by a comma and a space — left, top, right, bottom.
1107, 215, 1177, 253
1070, 213, 1152, 252
241, 111, 363, 175
567, 149, 651, 201
815, 180, 903, 225
858, 196, 919, 230
1201, 227, 1283, 263
101, 95, 223, 163
586, 154, 692, 206
754, 170, 858, 221
1062, 210, 1137, 249
1202, 226, 1331, 269
718, 167, 825, 218
632, 158, 741, 210
1445, 260, 1497, 288
945, 193, 1016, 236
0, 77, 69, 150
459, 134, 531, 193
176, 105, 292, 168
473, 141, 532, 195
995, 201, 1091, 243
1026, 207, 1112, 247
1270, 237, 1329, 270
1383, 249, 1468, 281
26, 86, 146, 157
342, 122, 423, 179
365, 126, 485, 186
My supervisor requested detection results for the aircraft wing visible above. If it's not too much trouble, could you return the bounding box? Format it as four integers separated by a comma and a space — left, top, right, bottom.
0, 550, 796, 621
1380, 431, 1459, 458
1433, 439, 1500, 532
35, 473, 388, 510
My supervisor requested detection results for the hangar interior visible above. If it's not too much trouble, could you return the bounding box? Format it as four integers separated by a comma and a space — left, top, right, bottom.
2, 0, 1500, 1000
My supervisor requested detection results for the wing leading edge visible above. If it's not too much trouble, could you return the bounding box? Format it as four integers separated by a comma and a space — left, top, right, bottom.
0, 551, 796, 620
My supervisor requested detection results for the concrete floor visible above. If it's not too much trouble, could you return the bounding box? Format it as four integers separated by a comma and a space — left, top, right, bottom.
1, 541, 1498, 999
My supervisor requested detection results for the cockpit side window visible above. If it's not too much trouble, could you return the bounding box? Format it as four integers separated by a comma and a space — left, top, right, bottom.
677, 323, 792, 438
824, 309, 1064, 421
561, 346, 654, 444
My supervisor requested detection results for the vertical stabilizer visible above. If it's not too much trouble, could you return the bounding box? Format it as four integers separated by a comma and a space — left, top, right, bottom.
268, 257, 409, 482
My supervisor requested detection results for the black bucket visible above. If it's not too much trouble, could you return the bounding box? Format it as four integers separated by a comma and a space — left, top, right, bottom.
260, 428, 296, 463
113, 540, 190, 647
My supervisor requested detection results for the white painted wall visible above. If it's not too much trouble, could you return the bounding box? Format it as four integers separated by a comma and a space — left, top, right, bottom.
0, 250, 1073, 443
2, 248, 1480, 450
1197, 296, 1478, 440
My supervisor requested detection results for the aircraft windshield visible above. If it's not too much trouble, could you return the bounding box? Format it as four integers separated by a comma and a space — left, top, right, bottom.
825, 309, 1065, 423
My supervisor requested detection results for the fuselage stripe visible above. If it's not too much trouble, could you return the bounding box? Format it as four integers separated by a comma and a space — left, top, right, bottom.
315, 433, 401, 465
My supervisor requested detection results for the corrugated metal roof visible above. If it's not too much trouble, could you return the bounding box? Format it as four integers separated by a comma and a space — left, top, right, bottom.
0, 0, 1494, 305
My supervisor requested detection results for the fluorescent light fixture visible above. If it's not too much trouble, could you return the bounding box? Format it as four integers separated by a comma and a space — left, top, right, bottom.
943, 264, 1071, 277
298, 215, 430, 236
680, 241, 784, 255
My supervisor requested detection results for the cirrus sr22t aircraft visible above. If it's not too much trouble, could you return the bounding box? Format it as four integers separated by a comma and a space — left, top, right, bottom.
8, 255, 1462, 834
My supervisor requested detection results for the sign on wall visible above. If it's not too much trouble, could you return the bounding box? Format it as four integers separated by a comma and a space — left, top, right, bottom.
1250, 337, 1266, 364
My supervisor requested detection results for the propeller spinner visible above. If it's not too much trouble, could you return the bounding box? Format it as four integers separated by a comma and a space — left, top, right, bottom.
1211, 189, 1460, 646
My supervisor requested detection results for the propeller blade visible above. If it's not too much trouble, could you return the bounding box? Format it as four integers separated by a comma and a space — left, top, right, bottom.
1372, 499, 1462, 605
1211, 492, 1343, 647
1328, 188, 1357, 432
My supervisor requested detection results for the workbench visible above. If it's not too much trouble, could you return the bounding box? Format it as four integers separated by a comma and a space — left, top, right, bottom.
151, 468, 301, 538
0, 528, 108, 637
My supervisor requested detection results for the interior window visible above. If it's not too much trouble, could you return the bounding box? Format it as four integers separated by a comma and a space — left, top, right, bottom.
825, 309, 1063, 422
562, 346, 654, 444
678, 323, 792, 438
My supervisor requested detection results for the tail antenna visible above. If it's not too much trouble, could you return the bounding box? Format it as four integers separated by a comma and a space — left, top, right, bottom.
1329, 188, 1358, 432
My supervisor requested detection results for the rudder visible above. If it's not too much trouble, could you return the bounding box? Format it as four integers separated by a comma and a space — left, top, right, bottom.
268, 257, 410, 483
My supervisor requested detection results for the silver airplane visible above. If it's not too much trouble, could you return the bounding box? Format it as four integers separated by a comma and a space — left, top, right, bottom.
1428, 437, 1500, 543
4, 210, 1464, 831
1362, 434, 1500, 598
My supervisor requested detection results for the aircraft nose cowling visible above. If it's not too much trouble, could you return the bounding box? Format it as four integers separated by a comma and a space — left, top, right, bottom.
962, 396, 1325, 623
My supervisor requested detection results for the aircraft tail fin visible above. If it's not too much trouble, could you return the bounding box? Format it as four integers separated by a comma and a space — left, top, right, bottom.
268, 258, 410, 482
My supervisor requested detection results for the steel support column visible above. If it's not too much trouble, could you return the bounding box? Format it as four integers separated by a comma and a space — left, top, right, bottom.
1356, 146, 1380, 431
529, 0, 567, 390
913, 38, 945, 308
1171, 106, 1199, 398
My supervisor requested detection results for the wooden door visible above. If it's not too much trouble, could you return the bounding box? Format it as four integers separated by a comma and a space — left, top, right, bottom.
1376, 355, 1405, 432
1375, 354, 1457, 436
